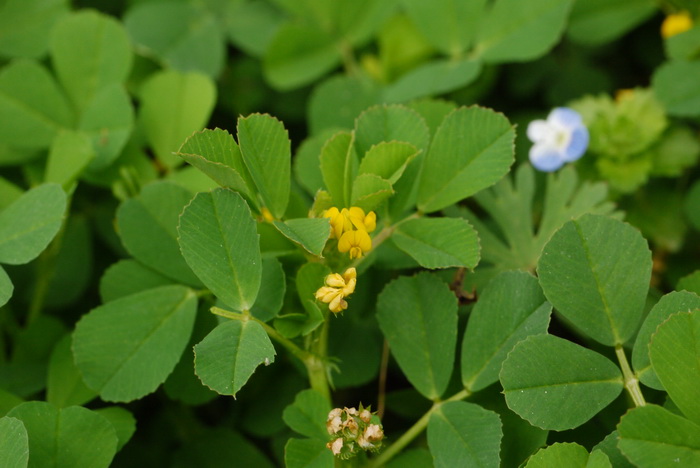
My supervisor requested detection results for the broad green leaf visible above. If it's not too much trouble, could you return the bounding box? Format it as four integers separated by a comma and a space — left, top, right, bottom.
139, 70, 216, 168
283, 389, 331, 440
500, 334, 623, 430
93, 407, 136, 451
427, 401, 502, 468
567, 0, 656, 46
177, 128, 256, 202
7, 402, 117, 468
376, 273, 458, 399
462, 271, 551, 392
475, 0, 574, 63
294, 129, 339, 196
666, 26, 700, 61
73, 285, 197, 402
124, 1, 224, 78
392, 217, 479, 269
274, 309, 325, 338
632, 291, 700, 390
525, 443, 612, 468
284, 438, 333, 468
194, 319, 276, 396
649, 311, 700, 424
354, 104, 430, 156
250, 257, 286, 322
117, 181, 201, 286
417, 106, 514, 213
0, 60, 73, 149
350, 173, 394, 212
308, 75, 382, 135
46, 335, 96, 408
49, 11, 132, 112
99, 259, 174, 303
78, 84, 134, 171
296, 262, 332, 318
0, 265, 12, 307
0, 177, 23, 210
328, 314, 383, 389
263, 22, 340, 90
237, 113, 291, 218
652, 60, 700, 117
678, 270, 700, 295
538, 214, 651, 346
408, 98, 458, 138
401, 0, 486, 55
386, 449, 433, 468
0, 388, 24, 417
384, 58, 482, 103
273, 218, 331, 256
320, 131, 357, 207
0, 416, 27, 468
594, 431, 636, 468
172, 428, 275, 468
178, 188, 262, 311
45, 130, 94, 189
358, 141, 419, 184
0, 0, 68, 59
618, 405, 700, 468
225, 0, 286, 57
0, 183, 66, 265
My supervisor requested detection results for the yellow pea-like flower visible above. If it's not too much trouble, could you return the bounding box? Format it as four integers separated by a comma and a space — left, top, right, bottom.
338, 230, 372, 259
315, 268, 357, 314
324, 207, 352, 239
661, 12, 693, 39
347, 207, 377, 233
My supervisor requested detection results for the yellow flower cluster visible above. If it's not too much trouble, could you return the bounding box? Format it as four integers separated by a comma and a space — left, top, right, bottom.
315, 268, 356, 314
323, 207, 376, 259
661, 11, 693, 39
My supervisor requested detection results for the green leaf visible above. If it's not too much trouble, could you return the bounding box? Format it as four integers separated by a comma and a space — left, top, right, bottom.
46, 335, 96, 408
350, 173, 394, 212
632, 291, 700, 390
124, 1, 224, 78
475, 0, 574, 63
386, 449, 433, 468
263, 22, 340, 90
0, 265, 13, 307
284, 438, 333, 468
0, 183, 66, 265
358, 141, 419, 184
500, 334, 623, 430
139, 70, 216, 168
525, 443, 612, 468
283, 389, 331, 440
0, 0, 68, 59
194, 319, 276, 396
225, 0, 286, 57
678, 270, 700, 295
666, 26, 700, 61
49, 11, 132, 112
649, 311, 700, 424
177, 128, 256, 202
0, 60, 73, 149
117, 181, 201, 286
294, 129, 338, 196
462, 271, 551, 392
538, 214, 652, 345
250, 257, 286, 322
45, 130, 94, 189
73, 285, 197, 402
99, 259, 174, 303
392, 217, 480, 269
237, 113, 291, 218
427, 401, 502, 468
417, 106, 514, 213
384, 58, 482, 103
376, 273, 458, 399
296, 261, 332, 316
0, 416, 28, 468
320, 131, 357, 207
178, 188, 262, 311
7, 401, 117, 468
401, 0, 485, 55
354, 104, 430, 156
273, 218, 331, 256
652, 60, 700, 117
172, 428, 275, 468
93, 407, 136, 451
567, 0, 656, 46
308, 75, 382, 135
594, 431, 636, 468
618, 405, 700, 468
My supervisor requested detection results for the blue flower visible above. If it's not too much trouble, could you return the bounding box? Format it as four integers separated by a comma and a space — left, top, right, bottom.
527, 107, 589, 172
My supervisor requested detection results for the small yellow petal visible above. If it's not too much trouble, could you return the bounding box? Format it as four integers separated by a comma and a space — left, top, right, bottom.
342, 277, 356, 296
661, 12, 693, 39
329, 295, 347, 314
343, 267, 356, 282
325, 273, 346, 288
364, 211, 377, 232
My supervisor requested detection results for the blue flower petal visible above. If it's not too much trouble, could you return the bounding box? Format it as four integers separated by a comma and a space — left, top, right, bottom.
529, 144, 564, 172
563, 126, 589, 162
550, 107, 583, 129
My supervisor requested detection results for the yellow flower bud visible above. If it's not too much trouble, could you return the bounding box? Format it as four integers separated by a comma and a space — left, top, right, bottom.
261, 207, 275, 223
324, 207, 352, 239
338, 230, 372, 259
315, 268, 358, 314
347, 207, 377, 232
661, 12, 693, 39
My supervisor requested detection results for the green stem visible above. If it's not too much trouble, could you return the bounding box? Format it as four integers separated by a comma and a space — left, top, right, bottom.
368, 389, 471, 467
615, 344, 646, 407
